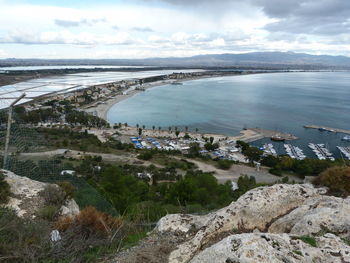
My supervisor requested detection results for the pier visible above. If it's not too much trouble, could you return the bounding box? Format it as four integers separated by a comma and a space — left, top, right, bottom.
249, 128, 298, 141
304, 125, 350, 135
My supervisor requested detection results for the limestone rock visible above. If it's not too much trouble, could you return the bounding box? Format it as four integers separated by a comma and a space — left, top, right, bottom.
60, 199, 80, 217
190, 233, 350, 263
269, 195, 350, 239
1, 169, 79, 218
166, 184, 327, 263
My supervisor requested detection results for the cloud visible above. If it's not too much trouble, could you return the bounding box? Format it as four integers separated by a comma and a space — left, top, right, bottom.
0, 29, 136, 46
54, 18, 106, 28
131, 27, 154, 32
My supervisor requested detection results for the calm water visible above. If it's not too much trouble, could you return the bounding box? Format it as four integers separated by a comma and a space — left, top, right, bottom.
107, 72, 350, 158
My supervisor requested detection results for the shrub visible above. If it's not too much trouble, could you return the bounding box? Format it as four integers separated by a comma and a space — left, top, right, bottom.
39, 184, 66, 206
38, 205, 59, 221
0, 208, 52, 262
0, 173, 11, 204
314, 166, 350, 196
57, 181, 76, 199
137, 151, 153, 161
216, 159, 234, 170
55, 206, 123, 237
269, 167, 283, 176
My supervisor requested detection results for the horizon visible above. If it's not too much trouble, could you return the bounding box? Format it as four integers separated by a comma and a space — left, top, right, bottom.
1, 51, 350, 61
1, 0, 350, 59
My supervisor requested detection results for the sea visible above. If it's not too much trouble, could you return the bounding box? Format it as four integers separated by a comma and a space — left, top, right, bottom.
107, 71, 350, 159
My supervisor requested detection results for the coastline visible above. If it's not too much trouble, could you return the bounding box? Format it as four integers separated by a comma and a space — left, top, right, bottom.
82, 74, 236, 121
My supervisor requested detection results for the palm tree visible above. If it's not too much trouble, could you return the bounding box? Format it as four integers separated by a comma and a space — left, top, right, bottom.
168, 126, 172, 132
158, 126, 161, 132
142, 125, 145, 129
152, 125, 155, 131
195, 128, 199, 133
136, 124, 139, 128
185, 126, 188, 132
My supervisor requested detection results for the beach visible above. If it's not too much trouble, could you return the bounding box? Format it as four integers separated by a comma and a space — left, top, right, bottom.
82, 73, 243, 121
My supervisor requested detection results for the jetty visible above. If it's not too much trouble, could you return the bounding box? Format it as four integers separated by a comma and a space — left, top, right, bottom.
304, 125, 350, 135
249, 128, 298, 141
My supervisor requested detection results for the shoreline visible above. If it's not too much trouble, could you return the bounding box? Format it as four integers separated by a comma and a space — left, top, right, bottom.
82, 74, 241, 121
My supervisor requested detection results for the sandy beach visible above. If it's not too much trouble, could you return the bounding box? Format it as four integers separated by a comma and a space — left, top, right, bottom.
82, 73, 240, 121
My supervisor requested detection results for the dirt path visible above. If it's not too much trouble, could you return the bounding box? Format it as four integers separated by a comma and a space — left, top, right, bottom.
184, 158, 303, 184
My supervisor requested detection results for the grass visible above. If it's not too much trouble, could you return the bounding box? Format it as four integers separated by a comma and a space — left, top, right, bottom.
295, 236, 317, 247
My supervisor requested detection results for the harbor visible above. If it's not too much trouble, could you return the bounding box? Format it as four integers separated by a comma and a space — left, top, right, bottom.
304, 125, 350, 135
337, 146, 350, 160
284, 144, 306, 160
308, 143, 335, 161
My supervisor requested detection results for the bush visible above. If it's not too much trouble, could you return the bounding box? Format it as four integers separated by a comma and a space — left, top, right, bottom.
57, 181, 76, 199
55, 206, 123, 237
0, 173, 11, 204
39, 184, 66, 206
216, 159, 234, 170
137, 151, 153, 161
38, 205, 59, 221
0, 208, 52, 262
269, 167, 283, 176
314, 166, 350, 196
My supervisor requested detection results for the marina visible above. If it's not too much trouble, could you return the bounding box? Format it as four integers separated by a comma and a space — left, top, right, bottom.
308, 143, 335, 161
284, 144, 306, 160
261, 143, 277, 156
337, 146, 350, 160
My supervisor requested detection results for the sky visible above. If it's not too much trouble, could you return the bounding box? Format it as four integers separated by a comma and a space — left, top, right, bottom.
0, 0, 350, 59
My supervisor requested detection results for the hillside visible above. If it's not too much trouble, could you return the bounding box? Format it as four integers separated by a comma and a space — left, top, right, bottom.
112, 183, 350, 263
2, 52, 350, 69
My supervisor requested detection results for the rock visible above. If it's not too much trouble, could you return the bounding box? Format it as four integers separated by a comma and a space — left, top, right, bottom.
1, 169, 79, 218
60, 199, 80, 217
190, 233, 350, 263
269, 195, 350, 239
166, 184, 327, 263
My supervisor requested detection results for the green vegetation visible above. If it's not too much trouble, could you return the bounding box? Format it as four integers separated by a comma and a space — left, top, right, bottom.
216, 159, 235, 170
0, 172, 11, 204
295, 235, 317, 247
314, 166, 350, 196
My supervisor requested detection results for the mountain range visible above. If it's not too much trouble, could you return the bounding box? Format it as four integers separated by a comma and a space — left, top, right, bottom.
1, 52, 350, 69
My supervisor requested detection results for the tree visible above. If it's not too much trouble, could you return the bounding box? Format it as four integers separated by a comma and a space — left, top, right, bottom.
185, 126, 188, 132
175, 130, 180, 138
209, 136, 214, 144
168, 126, 172, 132
142, 125, 145, 129
152, 125, 155, 131
136, 124, 139, 128
138, 128, 142, 136
195, 128, 199, 133
158, 126, 161, 132
188, 142, 201, 157
124, 122, 128, 127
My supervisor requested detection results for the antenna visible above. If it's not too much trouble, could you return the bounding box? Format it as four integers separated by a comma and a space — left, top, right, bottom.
3, 93, 26, 169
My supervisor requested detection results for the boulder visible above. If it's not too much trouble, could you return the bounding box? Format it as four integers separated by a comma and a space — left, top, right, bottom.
162, 184, 327, 263
190, 233, 350, 263
1, 169, 79, 218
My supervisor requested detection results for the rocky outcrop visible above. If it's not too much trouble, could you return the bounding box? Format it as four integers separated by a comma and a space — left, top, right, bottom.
190, 233, 350, 263
1, 169, 79, 218
154, 184, 350, 263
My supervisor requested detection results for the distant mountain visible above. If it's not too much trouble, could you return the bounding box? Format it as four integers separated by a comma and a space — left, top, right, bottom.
1, 52, 350, 69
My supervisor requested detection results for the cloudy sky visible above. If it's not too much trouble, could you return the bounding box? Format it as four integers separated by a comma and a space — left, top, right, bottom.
0, 0, 349, 59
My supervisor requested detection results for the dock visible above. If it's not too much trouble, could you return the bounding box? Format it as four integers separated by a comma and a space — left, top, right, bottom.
249, 128, 298, 141
304, 125, 350, 135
